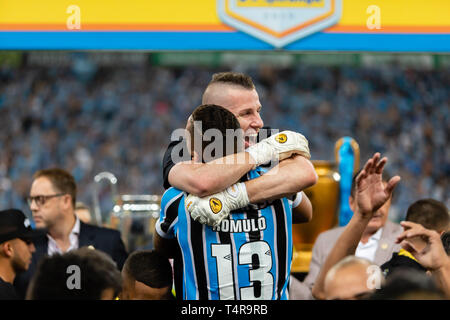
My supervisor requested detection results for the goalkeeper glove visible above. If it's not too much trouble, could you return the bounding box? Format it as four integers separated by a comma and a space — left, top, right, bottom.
246, 130, 310, 166
185, 182, 249, 227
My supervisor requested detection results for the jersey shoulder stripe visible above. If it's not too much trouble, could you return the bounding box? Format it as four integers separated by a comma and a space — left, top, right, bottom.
158, 187, 184, 236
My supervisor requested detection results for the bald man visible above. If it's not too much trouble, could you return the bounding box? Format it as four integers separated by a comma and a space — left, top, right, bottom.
324, 256, 377, 300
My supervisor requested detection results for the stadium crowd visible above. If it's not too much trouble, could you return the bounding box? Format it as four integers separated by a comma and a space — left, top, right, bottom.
0, 62, 449, 301
0, 62, 447, 222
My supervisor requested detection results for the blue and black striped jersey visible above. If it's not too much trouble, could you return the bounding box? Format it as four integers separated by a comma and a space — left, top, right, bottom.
156, 167, 296, 300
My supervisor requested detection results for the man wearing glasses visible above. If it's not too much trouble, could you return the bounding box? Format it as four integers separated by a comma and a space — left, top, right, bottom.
14, 168, 128, 299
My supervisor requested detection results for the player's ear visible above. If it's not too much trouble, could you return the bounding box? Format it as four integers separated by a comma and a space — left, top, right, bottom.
62, 194, 73, 210
0, 241, 14, 257
348, 196, 356, 211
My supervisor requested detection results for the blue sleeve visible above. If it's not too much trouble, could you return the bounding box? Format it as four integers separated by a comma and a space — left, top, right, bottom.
156, 188, 183, 239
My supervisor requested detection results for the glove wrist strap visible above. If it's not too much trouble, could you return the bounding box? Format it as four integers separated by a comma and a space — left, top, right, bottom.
225, 182, 250, 211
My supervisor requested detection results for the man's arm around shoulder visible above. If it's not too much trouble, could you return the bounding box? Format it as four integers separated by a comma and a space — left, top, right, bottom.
246, 155, 318, 204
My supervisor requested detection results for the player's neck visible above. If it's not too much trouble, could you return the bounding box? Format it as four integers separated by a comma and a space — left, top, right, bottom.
0, 260, 16, 283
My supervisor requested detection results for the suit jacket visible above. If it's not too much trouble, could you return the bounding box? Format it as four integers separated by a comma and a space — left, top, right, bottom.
289, 220, 402, 300
14, 221, 128, 299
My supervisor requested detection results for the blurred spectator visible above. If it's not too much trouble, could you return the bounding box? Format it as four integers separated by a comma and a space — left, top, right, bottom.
0, 209, 44, 300
290, 169, 402, 299
370, 269, 446, 300
0, 62, 448, 224
395, 221, 450, 298
120, 250, 174, 300
404, 198, 449, 234
311, 153, 400, 300
14, 168, 128, 299
381, 198, 449, 277
323, 256, 375, 300
26, 247, 122, 300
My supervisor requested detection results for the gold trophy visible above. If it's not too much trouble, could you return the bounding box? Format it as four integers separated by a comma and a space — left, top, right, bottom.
291, 138, 360, 273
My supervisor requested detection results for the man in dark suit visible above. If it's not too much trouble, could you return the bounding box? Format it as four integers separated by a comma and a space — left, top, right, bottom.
14, 168, 128, 299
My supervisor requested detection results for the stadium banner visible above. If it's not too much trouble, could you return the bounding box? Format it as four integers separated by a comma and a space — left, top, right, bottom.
0, 0, 449, 51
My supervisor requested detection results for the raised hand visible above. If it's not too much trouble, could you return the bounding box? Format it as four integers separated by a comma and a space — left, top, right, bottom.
353, 153, 401, 218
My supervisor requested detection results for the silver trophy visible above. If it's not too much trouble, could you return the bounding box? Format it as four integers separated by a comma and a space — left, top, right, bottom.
92, 171, 161, 252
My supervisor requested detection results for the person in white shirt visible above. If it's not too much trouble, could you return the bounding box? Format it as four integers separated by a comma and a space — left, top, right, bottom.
290, 166, 402, 299
14, 168, 127, 299
46, 215, 80, 256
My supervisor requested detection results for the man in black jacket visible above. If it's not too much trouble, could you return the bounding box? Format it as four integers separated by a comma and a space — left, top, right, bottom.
0, 209, 44, 300
381, 198, 449, 278
14, 168, 128, 299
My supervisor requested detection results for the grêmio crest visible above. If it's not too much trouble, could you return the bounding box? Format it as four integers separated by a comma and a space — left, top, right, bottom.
217, 0, 342, 48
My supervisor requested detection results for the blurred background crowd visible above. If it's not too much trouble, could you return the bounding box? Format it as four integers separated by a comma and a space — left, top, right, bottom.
0, 52, 448, 224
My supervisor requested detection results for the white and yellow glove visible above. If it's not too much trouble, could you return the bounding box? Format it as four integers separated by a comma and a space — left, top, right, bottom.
185, 182, 249, 227
246, 130, 310, 166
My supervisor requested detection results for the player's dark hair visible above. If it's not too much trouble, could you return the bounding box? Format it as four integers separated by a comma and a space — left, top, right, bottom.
27, 247, 122, 300
405, 199, 449, 233
208, 72, 255, 90
123, 250, 173, 289
189, 104, 242, 162
441, 231, 450, 256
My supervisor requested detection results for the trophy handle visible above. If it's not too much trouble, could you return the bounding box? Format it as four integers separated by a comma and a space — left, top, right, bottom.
92, 172, 118, 226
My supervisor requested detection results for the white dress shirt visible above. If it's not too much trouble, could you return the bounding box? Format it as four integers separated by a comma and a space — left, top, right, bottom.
355, 227, 383, 262
47, 217, 80, 256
